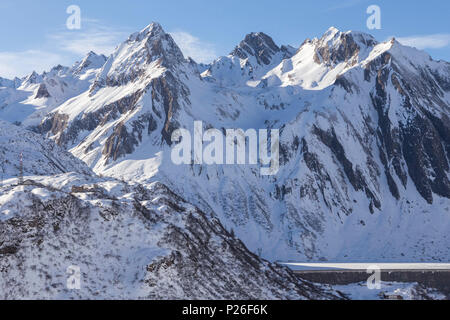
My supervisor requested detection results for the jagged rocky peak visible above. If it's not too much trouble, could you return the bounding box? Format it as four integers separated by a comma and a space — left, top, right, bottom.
73, 51, 107, 74
90, 22, 185, 91
127, 22, 185, 65
35, 83, 51, 99
319, 26, 377, 48
313, 26, 378, 66
202, 31, 298, 85
49, 64, 69, 75
23, 71, 43, 85
231, 32, 290, 65
128, 22, 165, 42
86, 50, 106, 60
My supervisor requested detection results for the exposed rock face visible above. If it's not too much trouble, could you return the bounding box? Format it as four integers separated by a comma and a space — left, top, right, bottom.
40, 90, 145, 149
38, 23, 190, 163
313, 126, 381, 213
0, 176, 338, 299
365, 43, 450, 204
231, 32, 290, 66
314, 27, 377, 67
103, 121, 140, 161
35, 83, 51, 99
23, 71, 42, 85
203, 32, 295, 86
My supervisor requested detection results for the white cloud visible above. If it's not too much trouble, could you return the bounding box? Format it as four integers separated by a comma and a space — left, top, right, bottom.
0, 19, 129, 79
0, 50, 63, 79
169, 31, 218, 64
396, 34, 450, 50
48, 20, 129, 56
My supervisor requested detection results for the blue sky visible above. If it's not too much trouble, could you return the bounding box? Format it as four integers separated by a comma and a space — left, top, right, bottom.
0, 0, 449, 78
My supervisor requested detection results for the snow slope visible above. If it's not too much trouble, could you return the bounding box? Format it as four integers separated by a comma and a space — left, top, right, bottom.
0, 52, 106, 127
0, 122, 339, 300
0, 120, 92, 180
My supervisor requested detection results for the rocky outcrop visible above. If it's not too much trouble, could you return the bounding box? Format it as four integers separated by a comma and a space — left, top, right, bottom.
313, 126, 381, 213
231, 32, 291, 66
314, 28, 377, 67
367, 47, 450, 204
0, 176, 339, 299
35, 83, 51, 99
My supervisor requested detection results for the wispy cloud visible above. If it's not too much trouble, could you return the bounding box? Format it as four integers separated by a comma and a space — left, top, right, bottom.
169, 31, 218, 64
48, 19, 129, 56
0, 21, 218, 79
0, 50, 63, 79
326, 0, 367, 11
395, 34, 450, 50
0, 19, 129, 79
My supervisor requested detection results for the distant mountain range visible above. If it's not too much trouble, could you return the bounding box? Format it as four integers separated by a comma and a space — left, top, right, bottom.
1, 22, 449, 299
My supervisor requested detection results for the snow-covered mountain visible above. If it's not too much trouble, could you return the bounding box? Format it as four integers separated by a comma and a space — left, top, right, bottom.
0, 120, 92, 180
0, 77, 19, 89
0, 121, 340, 299
202, 31, 296, 87
2, 22, 450, 265
0, 52, 106, 127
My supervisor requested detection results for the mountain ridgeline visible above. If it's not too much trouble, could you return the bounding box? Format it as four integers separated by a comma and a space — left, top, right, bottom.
1, 23, 450, 263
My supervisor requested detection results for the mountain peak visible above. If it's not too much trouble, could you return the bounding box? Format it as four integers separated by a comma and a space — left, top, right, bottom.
231, 32, 282, 65
89, 22, 185, 92
323, 26, 341, 40
73, 51, 107, 75
319, 27, 377, 46
124, 22, 184, 64
312, 27, 378, 66
327, 26, 340, 32
84, 50, 106, 61
23, 71, 42, 85
128, 22, 166, 42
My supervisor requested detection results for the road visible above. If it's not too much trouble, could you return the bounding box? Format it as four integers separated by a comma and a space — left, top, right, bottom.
280, 262, 450, 272
279, 263, 450, 296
